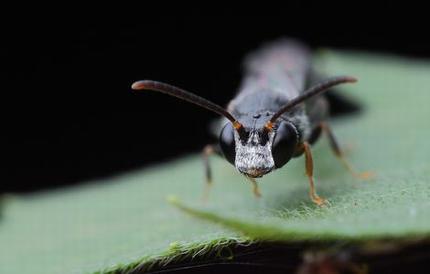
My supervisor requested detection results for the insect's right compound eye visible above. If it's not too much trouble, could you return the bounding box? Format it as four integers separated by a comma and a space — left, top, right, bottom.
219, 123, 236, 165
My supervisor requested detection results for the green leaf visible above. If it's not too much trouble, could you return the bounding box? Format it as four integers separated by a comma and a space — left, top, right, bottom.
1, 51, 430, 274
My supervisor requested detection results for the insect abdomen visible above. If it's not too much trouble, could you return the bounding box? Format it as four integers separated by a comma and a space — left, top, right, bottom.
240, 39, 312, 99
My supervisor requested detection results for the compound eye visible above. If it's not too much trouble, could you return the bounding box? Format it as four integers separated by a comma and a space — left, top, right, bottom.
219, 123, 236, 165
272, 122, 298, 168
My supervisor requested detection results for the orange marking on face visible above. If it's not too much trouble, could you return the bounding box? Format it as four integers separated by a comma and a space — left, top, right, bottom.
265, 121, 274, 131
233, 121, 243, 130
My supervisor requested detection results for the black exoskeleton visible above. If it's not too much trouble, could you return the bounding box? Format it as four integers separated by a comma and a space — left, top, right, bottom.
132, 39, 372, 205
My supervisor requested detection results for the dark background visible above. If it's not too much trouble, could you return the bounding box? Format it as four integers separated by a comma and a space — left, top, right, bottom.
3, 10, 428, 193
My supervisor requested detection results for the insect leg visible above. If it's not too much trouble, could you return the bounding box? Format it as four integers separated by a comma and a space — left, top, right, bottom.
244, 176, 262, 198
302, 142, 326, 206
320, 122, 373, 179
201, 144, 221, 201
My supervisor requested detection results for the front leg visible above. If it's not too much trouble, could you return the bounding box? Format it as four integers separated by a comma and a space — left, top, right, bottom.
320, 122, 373, 179
201, 144, 221, 201
244, 176, 262, 198
301, 142, 326, 206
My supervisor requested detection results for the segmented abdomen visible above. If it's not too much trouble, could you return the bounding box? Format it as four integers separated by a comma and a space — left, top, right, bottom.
239, 38, 311, 100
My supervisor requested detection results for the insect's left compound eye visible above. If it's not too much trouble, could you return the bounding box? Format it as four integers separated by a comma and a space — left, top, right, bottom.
272, 122, 299, 168
219, 123, 236, 165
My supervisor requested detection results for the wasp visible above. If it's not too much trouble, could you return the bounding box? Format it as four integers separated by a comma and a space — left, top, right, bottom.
132, 39, 371, 206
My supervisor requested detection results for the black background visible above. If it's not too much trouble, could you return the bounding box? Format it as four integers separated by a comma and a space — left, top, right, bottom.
3, 8, 428, 193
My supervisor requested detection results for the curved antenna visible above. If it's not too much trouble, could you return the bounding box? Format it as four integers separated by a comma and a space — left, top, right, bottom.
132, 80, 243, 130
266, 76, 357, 129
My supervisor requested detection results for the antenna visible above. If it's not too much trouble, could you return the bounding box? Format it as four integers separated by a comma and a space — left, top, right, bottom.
266, 76, 357, 130
132, 80, 243, 130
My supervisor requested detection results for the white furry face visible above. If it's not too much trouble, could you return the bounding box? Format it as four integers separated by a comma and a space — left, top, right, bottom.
234, 129, 275, 178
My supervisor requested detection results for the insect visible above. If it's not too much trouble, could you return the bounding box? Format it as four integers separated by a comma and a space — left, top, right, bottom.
132, 39, 371, 206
